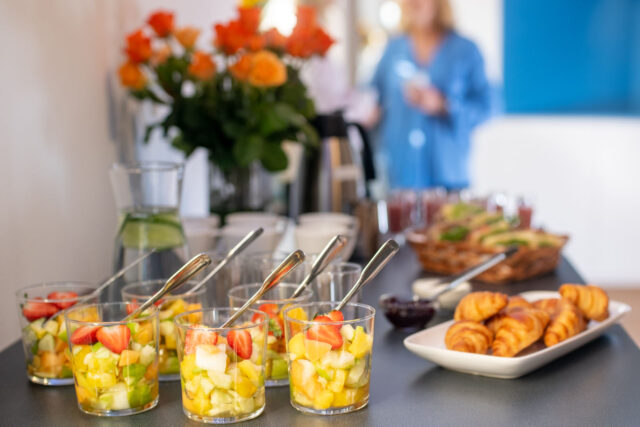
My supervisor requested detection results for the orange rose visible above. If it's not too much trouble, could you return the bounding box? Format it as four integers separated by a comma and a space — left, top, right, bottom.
147, 11, 174, 37
295, 6, 317, 37
229, 53, 254, 81
264, 28, 287, 49
247, 34, 266, 51
237, 7, 261, 35
311, 28, 334, 56
248, 50, 286, 87
286, 6, 333, 58
188, 51, 216, 80
214, 21, 246, 55
125, 29, 152, 63
174, 26, 200, 49
151, 44, 171, 66
118, 62, 146, 90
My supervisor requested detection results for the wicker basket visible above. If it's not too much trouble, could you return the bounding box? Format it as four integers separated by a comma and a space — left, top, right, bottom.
406, 229, 569, 284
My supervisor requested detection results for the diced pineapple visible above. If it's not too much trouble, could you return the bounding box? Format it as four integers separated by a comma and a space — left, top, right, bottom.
181, 353, 199, 381
164, 332, 177, 350
290, 359, 316, 390
190, 389, 212, 415
134, 322, 154, 345
292, 389, 313, 407
43, 320, 59, 336
209, 389, 233, 415
29, 319, 46, 339
231, 375, 257, 398
348, 326, 372, 358
345, 358, 366, 387
159, 320, 176, 337
340, 325, 355, 341
118, 349, 140, 367
233, 394, 255, 414
305, 340, 332, 362
72, 346, 92, 370
328, 369, 347, 393
208, 370, 232, 389
288, 333, 305, 357
186, 304, 203, 323
86, 371, 117, 388
104, 383, 130, 410
199, 376, 214, 397
167, 298, 186, 317
38, 334, 55, 353
313, 389, 334, 410
320, 350, 355, 369
332, 387, 358, 407
238, 360, 261, 386
185, 377, 200, 397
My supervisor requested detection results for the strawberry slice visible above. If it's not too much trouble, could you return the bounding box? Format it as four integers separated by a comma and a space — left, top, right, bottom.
326, 310, 344, 323
227, 329, 252, 359
184, 328, 218, 355
96, 324, 131, 354
47, 291, 79, 309
22, 299, 59, 322
306, 316, 343, 349
251, 303, 278, 323
70, 325, 101, 345
126, 299, 140, 315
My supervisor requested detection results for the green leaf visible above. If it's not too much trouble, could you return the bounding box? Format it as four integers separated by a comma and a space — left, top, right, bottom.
440, 226, 470, 242
268, 318, 283, 339
260, 143, 288, 172
233, 135, 264, 167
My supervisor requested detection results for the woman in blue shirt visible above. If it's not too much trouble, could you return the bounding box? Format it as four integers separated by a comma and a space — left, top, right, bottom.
372, 0, 490, 190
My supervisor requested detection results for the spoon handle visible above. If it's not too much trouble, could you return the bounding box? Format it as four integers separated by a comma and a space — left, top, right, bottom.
222, 250, 306, 328
290, 235, 347, 299
335, 239, 399, 312
188, 227, 264, 295
430, 246, 519, 300
125, 253, 211, 320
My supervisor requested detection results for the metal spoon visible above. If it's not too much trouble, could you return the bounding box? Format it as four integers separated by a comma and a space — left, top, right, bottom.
50, 249, 157, 321
423, 246, 519, 302
335, 239, 400, 312
221, 250, 306, 328
125, 253, 212, 320
187, 227, 264, 295
290, 235, 348, 299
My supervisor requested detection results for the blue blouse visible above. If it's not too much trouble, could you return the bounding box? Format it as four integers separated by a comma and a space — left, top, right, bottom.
372, 32, 491, 190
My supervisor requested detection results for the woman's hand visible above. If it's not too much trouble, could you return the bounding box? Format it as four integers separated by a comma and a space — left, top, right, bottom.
404, 85, 447, 116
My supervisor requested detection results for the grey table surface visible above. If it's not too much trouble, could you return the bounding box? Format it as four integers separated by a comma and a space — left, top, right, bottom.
1, 246, 639, 427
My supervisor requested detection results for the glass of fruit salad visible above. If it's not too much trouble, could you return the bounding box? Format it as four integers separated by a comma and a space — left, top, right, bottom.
122, 279, 206, 381
228, 284, 313, 387
174, 307, 268, 424
283, 302, 375, 415
15, 282, 98, 385
65, 302, 160, 416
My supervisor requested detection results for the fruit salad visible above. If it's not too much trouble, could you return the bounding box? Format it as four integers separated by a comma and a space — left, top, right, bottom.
65, 303, 159, 416
228, 283, 312, 386
16, 283, 97, 385
122, 280, 205, 380
175, 308, 267, 423
284, 304, 375, 415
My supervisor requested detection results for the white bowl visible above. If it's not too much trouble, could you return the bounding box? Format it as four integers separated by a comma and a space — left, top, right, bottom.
181, 214, 220, 230
294, 223, 358, 260
226, 212, 286, 229
298, 212, 356, 228
220, 225, 284, 255
185, 228, 220, 255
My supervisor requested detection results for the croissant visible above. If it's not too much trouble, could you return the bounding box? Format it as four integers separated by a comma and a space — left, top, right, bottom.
445, 321, 493, 354
505, 296, 533, 311
532, 298, 560, 316
492, 308, 550, 357
454, 292, 508, 322
485, 296, 532, 333
559, 284, 609, 321
543, 299, 586, 347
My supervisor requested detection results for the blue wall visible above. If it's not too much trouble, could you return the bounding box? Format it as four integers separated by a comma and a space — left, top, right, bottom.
504, 0, 640, 114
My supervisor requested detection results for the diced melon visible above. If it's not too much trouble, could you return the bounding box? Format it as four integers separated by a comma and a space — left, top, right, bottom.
209, 389, 233, 415
29, 319, 46, 339
208, 370, 232, 389
345, 358, 366, 387
232, 394, 255, 414
57, 321, 68, 342
348, 326, 372, 358
305, 340, 332, 362
320, 350, 355, 369
139, 345, 156, 366
118, 349, 140, 367
271, 358, 288, 380
199, 376, 214, 397
340, 325, 355, 341
290, 359, 316, 390
38, 334, 55, 353
288, 333, 305, 357
104, 383, 130, 410
43, 320, 59, 336
292, 389, 313, 407
195, 345, 227, 373
159, 320, 175, 337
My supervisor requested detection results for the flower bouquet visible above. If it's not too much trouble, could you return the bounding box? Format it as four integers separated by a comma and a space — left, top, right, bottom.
117, 4, 333, 177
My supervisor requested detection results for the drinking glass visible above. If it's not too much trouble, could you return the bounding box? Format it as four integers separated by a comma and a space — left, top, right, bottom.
311, 262, 362, 303
420, 187, 447, 226
108, 162, 188, 301
121, 280, 208, 381
15, 282, 97, 385
228, 284, 313, 386
174, 308, 267, 423
385, 190, 417, 233
284, 302, 375, 415
65, 302, 159, 416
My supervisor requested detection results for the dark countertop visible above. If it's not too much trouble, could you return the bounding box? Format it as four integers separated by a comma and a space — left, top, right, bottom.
1, 247, 639, 426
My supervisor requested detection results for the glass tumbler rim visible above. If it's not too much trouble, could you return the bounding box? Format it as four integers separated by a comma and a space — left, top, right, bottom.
16, 281, 97, 304
227, 283, 313, 305
325, 261, 362, 273
283, 301, 375, 326
121, 279, 205, 300
174, 307, 268, 333
110, 161, 184, 174
65, 301, 158, 327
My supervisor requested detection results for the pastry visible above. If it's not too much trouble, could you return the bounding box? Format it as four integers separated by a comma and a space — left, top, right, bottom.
532, 298, 560, 316
559, 284, 609, 321
445, 321, 493, 354
454, 292, 508, 323
485, 296, 532, 333
543, 299, 586, 347
492, 308, 550, 357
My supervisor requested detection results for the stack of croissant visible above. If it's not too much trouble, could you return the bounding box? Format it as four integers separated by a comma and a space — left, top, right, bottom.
445, 284, 610, 357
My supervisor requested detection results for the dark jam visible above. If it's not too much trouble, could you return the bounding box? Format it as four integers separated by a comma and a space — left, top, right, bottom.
379, 295, 436, 329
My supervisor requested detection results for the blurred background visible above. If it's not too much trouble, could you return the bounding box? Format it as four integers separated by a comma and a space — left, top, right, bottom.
2, 0, 640, 349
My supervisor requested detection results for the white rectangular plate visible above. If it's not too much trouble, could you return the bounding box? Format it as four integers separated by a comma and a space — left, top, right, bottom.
403, 291, 632, 379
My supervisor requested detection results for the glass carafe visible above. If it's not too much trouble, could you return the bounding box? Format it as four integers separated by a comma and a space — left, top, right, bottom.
108, 162, 188, 301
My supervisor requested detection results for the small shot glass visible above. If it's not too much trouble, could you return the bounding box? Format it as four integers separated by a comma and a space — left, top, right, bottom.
122, 280, 208, 381
284, 302, 375, 415
15, 282, 98, 385
311, 262, 362, 303
65, 302, 159, 416
228, 284, 313, 386
174, 308, 268, 424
